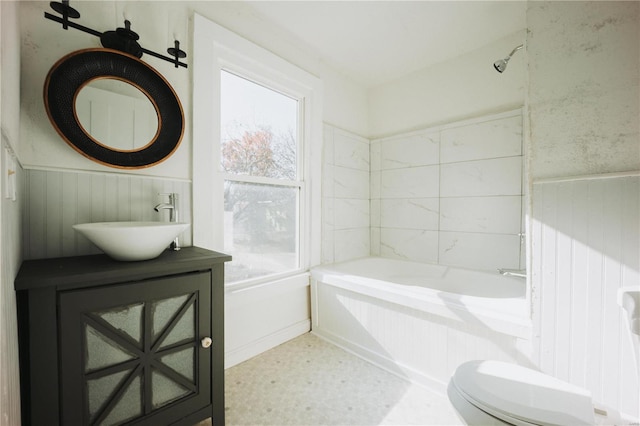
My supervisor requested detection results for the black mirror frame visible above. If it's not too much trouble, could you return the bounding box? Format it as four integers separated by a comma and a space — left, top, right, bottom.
44, 48, 184, 169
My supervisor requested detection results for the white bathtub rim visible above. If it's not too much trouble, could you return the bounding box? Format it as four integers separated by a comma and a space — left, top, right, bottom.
313, 276, 531, 339
314, 255, 503, 275
311, 258, 532, 339
311, 256, 527, 303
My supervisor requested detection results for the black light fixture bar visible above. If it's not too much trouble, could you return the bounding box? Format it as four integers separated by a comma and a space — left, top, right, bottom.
44, 12, 102, 38
141, 46, 187, 69
44, 1, 187, 69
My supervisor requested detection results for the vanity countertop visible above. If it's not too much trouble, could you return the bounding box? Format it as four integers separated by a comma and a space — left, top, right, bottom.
15, 246, 231, 291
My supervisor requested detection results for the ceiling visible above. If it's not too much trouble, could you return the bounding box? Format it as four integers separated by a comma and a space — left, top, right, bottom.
243, 1, 527, 87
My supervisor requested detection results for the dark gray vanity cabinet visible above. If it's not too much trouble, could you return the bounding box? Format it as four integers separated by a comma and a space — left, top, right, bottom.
15, 247, 231, 426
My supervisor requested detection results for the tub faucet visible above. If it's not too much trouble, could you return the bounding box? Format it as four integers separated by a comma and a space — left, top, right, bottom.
154, 193, 180, 250
498, 268, 527, 279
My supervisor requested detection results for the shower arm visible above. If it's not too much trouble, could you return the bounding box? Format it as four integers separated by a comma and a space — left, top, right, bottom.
507, 44, 524, 60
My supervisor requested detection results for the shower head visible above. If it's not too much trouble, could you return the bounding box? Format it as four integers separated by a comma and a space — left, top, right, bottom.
493, 44, 523, 73
493, 58, 509, 73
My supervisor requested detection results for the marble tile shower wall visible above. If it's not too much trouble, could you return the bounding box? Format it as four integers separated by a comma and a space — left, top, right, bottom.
322, 125, 370, 264
371, 110, 524, 271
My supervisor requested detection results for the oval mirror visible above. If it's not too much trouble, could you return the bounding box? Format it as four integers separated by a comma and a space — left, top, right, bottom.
75, 78, 159, 151
44, 48, 184, 169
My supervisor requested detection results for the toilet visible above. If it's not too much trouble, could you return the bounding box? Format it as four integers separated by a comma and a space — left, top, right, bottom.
449, 288, 640, 425
448, 360, 595, 425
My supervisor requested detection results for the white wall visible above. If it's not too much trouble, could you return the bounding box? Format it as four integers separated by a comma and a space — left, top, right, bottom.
528, 1, 640, 420
527, 1, 639, 180
0, 1, 23, 424
368, 30, 526, 138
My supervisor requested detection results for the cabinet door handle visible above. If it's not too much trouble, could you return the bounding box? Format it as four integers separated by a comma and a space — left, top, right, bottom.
201, 337, 213, 348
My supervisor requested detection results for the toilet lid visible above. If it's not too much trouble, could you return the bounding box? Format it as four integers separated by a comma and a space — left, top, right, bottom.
452, 360, 594, 426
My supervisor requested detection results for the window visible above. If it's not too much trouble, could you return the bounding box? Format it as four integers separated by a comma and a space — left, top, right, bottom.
220, 71, 301, 283
193, 14, 322, 288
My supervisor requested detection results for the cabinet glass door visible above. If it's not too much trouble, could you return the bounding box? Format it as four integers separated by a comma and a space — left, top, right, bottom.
60, 272, 211, 425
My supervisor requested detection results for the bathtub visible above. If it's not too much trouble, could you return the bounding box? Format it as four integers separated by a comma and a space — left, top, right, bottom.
310, 257, 533, 393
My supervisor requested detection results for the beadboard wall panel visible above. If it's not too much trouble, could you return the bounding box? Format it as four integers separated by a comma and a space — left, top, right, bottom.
313, 282, 531, 394
532, 174, 640, 419
1, 157, 23, 426
22, 169, 192, 260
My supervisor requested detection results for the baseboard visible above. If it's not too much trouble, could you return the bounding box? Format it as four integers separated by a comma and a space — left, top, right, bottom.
311, 327, 447, 396
225, 319, 311, 368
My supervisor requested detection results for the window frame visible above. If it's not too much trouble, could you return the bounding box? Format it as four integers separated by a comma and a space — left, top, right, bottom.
193, 14, 322, 289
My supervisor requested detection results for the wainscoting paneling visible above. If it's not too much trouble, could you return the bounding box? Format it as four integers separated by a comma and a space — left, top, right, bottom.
1, 156, 23, 425
22, 169, 192, 259
312, 282, 531, 394
532, 174, 640, 419
225, 273, 311, 368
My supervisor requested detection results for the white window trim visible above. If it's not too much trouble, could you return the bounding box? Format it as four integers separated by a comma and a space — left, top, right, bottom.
192, 14, 323, 286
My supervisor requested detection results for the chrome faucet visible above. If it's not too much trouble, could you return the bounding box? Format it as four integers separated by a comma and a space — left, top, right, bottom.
154, 193, 180, 250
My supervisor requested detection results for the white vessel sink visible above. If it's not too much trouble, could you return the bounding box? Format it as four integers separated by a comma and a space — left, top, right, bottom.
73, 221, 190, 261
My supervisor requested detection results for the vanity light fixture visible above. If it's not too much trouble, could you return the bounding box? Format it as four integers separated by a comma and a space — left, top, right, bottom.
44, 0, 187, 69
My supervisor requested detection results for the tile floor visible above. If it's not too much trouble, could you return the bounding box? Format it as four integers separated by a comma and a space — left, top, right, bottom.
196, 332, 635, 426
218, 332, 462, 425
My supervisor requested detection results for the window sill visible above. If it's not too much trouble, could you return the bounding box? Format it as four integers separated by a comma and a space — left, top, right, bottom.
225, 270, 310, 294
